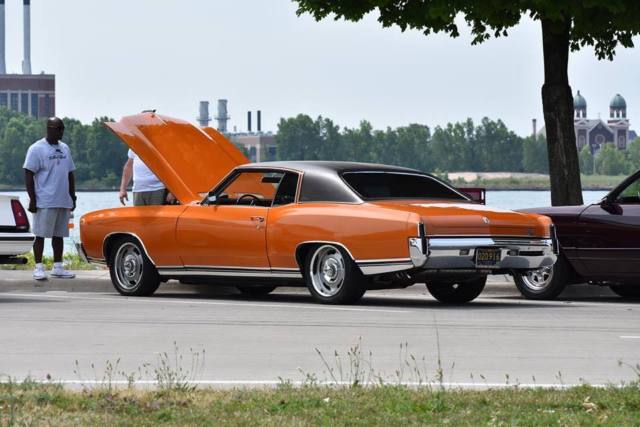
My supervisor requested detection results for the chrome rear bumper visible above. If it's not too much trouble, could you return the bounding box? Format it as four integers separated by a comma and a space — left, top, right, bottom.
409, 236, 557, 271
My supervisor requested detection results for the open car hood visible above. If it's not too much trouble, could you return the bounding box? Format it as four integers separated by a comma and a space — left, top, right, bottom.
105, 112, 248, 204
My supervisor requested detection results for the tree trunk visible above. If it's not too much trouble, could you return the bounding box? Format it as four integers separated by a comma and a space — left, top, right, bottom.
541, 17, 583, 206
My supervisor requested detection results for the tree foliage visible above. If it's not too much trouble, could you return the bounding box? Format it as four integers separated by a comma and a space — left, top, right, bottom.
294, 1, 640, 60
277, 114, 535, 173
0, 108, 127, 189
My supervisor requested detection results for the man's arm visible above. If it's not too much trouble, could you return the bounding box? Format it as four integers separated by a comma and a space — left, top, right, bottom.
68, 171, 76, 211
24, 169, 37, 213
119, 158, 133, 205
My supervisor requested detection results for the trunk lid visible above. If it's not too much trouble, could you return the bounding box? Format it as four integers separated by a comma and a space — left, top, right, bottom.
105, 112, 248, 204
371, 200, 549, 237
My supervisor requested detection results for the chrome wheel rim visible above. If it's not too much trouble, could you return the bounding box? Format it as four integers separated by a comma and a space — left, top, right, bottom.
521, 266, 553, 291
114, 242, 143, 291
310, 245, 345, 297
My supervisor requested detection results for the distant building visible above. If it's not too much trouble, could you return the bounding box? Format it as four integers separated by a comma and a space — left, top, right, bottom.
0, 73, 55, 118
200, 103, 278, 162
229, 133, 277, 163
0, 0, 56, 119
573, 91, 636, 153
537, 91, 638, 153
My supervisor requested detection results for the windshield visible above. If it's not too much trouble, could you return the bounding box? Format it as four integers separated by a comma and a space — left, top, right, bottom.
341, 172, 468, 201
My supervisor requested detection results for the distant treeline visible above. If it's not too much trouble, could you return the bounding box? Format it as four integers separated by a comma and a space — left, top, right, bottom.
276, 115, 548, 173
1, 108, 639, 190
0, 109, 126, 189
277, 114, 640, 176
579, 142, 640, 176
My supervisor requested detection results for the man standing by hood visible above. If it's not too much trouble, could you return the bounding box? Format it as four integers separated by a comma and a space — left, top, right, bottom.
23, 117, 77, 281
118, 149, 174, 206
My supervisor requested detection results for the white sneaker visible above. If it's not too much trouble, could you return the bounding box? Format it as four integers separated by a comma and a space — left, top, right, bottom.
33, 264, 47, 281
51, 263, 75, 279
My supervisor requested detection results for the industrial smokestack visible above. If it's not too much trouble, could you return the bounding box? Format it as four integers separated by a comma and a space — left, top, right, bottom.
22, 0, 31, 75
215, 99, 229, 133
0, 0, 5, 74
197, 101, 211, 127
247, 111, 252, 133
257, 110, 262, 133
532, 118, 537, 142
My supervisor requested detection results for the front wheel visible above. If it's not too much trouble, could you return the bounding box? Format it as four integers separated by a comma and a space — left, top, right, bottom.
108, 236, 160, 296
512, 256, 570, 300
304, 244, 366, 304
609, 284, 640, 298
426, 276, 486, 304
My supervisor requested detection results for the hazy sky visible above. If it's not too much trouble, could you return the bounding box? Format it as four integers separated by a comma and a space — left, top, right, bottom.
4, 0, 639, 136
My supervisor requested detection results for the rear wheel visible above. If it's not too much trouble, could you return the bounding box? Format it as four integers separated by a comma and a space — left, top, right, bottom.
426, 276, 486, 304
512, 256, 570, 300
108, 236, 160, 296
237, 285, 276, 297
609, 284, 640, 298
304, 244, 365, 304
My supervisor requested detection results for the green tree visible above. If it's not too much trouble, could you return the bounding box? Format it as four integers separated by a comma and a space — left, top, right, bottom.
626, 138, 640, 173
276, 114, 322, 160
522, 136, 549, 173
578, 145, 594, 175
293, 0, 640, 205
596, 144, 626, 176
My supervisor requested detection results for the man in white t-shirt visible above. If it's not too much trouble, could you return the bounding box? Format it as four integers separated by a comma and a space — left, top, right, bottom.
23, 117, 77, 281
118, 149, 174, 206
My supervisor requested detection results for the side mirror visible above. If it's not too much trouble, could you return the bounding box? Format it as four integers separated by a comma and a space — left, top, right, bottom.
600, 196, 623, 215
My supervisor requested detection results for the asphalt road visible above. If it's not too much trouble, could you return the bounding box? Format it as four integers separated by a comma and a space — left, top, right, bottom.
0, 271, 639, 388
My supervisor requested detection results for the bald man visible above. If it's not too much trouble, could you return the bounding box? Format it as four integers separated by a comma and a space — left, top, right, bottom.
23, 117, 77, 281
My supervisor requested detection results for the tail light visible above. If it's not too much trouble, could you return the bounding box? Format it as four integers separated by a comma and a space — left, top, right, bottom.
11, 199, 29, 231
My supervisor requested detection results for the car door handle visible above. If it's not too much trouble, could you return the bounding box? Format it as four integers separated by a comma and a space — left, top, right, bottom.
251, 216, 265, 228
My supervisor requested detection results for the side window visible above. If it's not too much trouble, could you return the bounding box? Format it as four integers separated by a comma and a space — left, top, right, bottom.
299, 173, 360, 203
272, 173, 299, 207
616, 176, 640, 204
216, 171, 283, 206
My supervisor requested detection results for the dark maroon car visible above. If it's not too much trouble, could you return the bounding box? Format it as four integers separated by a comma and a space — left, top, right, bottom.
512, 170, 640, 300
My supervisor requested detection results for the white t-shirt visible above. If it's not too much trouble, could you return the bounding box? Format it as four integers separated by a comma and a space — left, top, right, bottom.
127, 149, 165, 193
23, 138, 76, 209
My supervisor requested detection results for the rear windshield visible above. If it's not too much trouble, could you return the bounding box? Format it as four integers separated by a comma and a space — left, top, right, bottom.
341, 172, 467, 201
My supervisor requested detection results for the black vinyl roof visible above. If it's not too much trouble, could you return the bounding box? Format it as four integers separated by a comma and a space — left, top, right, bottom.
239, 160, 422, 175
234, 161, 443, 203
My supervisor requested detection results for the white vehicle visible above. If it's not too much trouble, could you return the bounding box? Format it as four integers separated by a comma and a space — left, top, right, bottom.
0, 195, 34, 265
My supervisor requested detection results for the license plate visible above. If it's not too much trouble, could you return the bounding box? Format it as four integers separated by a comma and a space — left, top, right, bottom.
475, 248, 501, 268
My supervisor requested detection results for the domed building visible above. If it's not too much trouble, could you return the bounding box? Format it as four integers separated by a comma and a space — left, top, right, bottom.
573, 91, 637, 153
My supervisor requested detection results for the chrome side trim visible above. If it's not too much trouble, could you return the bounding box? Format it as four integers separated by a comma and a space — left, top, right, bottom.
356, 261, 414, 275
102, 231, 157, 266
157, 266, 302, 279
356, 257, 412, 264
86, 256, 107, 265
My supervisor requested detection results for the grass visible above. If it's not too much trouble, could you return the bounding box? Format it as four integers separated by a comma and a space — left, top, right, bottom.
450, 174, 625, 190
0, 252, 98, 271
0, 341, 637, 426
0, 381, 638, 426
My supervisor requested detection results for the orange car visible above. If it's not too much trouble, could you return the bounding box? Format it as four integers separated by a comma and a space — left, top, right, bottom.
79, 112, 558, 304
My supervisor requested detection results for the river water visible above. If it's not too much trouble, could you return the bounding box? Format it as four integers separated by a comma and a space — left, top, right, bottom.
3, 190, 609, 257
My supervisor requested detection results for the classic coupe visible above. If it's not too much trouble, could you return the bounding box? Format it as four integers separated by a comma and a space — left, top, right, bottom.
79, 112, 558, 304
513, 170, 640, 300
